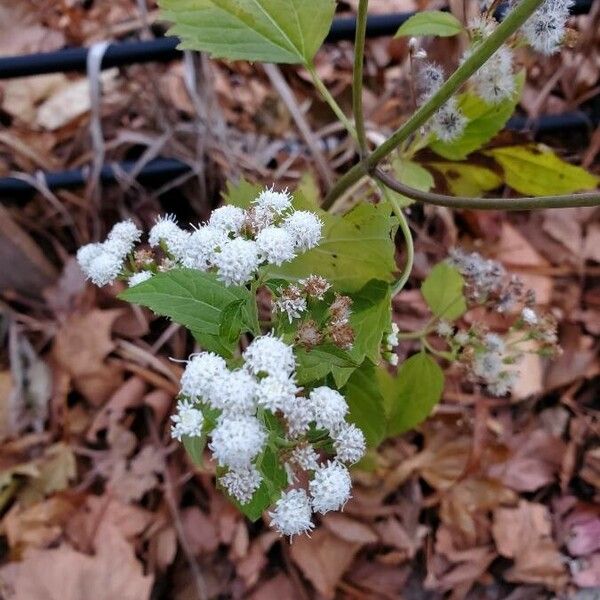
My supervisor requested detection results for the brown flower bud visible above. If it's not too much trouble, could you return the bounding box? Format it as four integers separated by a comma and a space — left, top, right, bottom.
300, 275, 331, 300
330, 322, 355, 350
329, 294, 353, 325
295, 320, 323, 349
134, 249, 154, 268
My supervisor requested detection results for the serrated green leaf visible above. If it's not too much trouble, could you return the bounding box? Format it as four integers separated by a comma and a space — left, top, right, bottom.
343, 361, 386, 447
430, 71, 524, 160
394, 10, 463, 38
269, 202, 397, 293
426, 161, 502, 196
219, 299, 246, 345
385, 352, 444, 436
485, 144, 600, 196
390, 157, 435, 208
421, 262, 467, 321
160, 0, 336, 64
295, 344, 357, 386
119, 269, 253, 356
182, 434, 207, 465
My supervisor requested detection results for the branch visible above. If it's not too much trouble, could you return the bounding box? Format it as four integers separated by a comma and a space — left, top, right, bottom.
323, 0, 548, 208
353, 0, 369, 155
374, 168, 600, 210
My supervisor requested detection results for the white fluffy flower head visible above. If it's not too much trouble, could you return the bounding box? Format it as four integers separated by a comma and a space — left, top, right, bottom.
290, 445, 320, 471
283, 397, 313, 438
211, 369, 257, 415
522, 307, 538, 325
209, 415, 267, 469
86, 251, 123, 286
77, 243, 104, 272
256, 226, 296, 266
432, 99, 467, 142
214, 238, 260, 286
128, 271, 153, 287
243, 334, 296, 378
269, 489, 314, 538
209, 205, 246, 234
171, 399, 204, 441
180, 352, 228, 403
309, 386, 348, 432
149, 215, 189, 261
106, 220, 142, 257
283, 211, 323, 251
220, 466, 262, 504
254, 187, 292, 215
309, 461, 352, 514
333, 423, 366, 464
256, 375, 298, 412
182, 225, 227, 271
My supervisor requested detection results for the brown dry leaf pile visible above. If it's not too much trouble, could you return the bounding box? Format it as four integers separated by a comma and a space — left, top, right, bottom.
0, 1, 599, 599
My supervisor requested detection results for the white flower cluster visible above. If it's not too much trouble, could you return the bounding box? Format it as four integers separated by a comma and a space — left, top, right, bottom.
418, 62, 467, 143
472, 333, 518, 397
383, 322, 400, 366
76, 187, 323, 289
77, 220, 142, 286
170, 334, 366, 539
522, 0, 574, 55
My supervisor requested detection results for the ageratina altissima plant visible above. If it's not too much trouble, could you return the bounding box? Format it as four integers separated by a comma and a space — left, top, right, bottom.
75, 0, 600, 540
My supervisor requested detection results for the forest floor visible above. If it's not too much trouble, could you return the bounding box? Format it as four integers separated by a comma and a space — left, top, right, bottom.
0, 1, 598, 599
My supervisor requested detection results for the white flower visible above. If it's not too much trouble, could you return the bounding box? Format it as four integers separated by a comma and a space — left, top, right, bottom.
77, 243, 104, 272
211, 369, 257, 415
333, 423, 366, 464
432, 99, 467, 142
436, 320, 453, 338
386, 322, 399, 348
274, 287, 307, 322
128, 271, 153, 287
290, 445, 320, 471
106, 219, 142, 258
308, 387, 348, 432
282, 397, 313, 437
180, 352, 228, 403
522, 307, 538, 325
522, 0, 573, 55
254, 187, 292, 215
256, 226, 296, 266
208, 205, 245, 234
171, 399, 204, 441
282, 211, 323, 251
388, 353, 399, 366
86, 250, 123, 286
454, 331, 470, 346
243, 334, 295, 378
209, 415, 267, 469
484, 333, 505, 354
418, 62, 444, 99
148, 214, 189, 262
487, 371, 518, 397
182, 226, 227, 270
255, 375, 298, 412
214, 238, 260, 286
269, 489, 314, 539
473, 352, 503, 381
309, 461, 352, 514
469, 45, 515, 104
220, 466, 262, 504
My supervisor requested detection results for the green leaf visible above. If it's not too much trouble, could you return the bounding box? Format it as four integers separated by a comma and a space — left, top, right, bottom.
426, 161, 502, 197
343, 361, 386, 447
421, 262, 467, 321
385, 352, 444, 436
485, 144, 600, 196
269, 202, 397, 293
159, 0, 336, 64
430, 71, 525, 160
224, 178, 262, 208
394, 11, 463, 38
219, 299, 247, 346
390, 157, 435, 208
119, 269, 253, 356
295, 344, 357, 386
182, 434, 206, 466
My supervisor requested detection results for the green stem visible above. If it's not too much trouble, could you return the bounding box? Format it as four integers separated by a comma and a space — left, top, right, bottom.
353, 0, 369, 155
307, 63, 358, 142
323, 0, 547, 208
374, 168, 600, 210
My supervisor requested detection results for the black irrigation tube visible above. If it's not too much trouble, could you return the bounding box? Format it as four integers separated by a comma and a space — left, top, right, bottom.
0, 0, 596, 195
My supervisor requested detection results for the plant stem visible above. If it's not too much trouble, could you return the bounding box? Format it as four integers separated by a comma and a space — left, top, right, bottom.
374, 168, 600, 210
307, 63, 358, 142
353, 0, 369, 155
323, 0, 548, 208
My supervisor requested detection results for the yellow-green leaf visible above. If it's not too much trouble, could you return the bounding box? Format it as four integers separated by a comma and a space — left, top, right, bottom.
390, 157, 435, 207
395, 10, 463, 38
421, 262, 467, 321
485, 144, 600, 196
426, 162, 501, 196
159, 0, 336, 65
